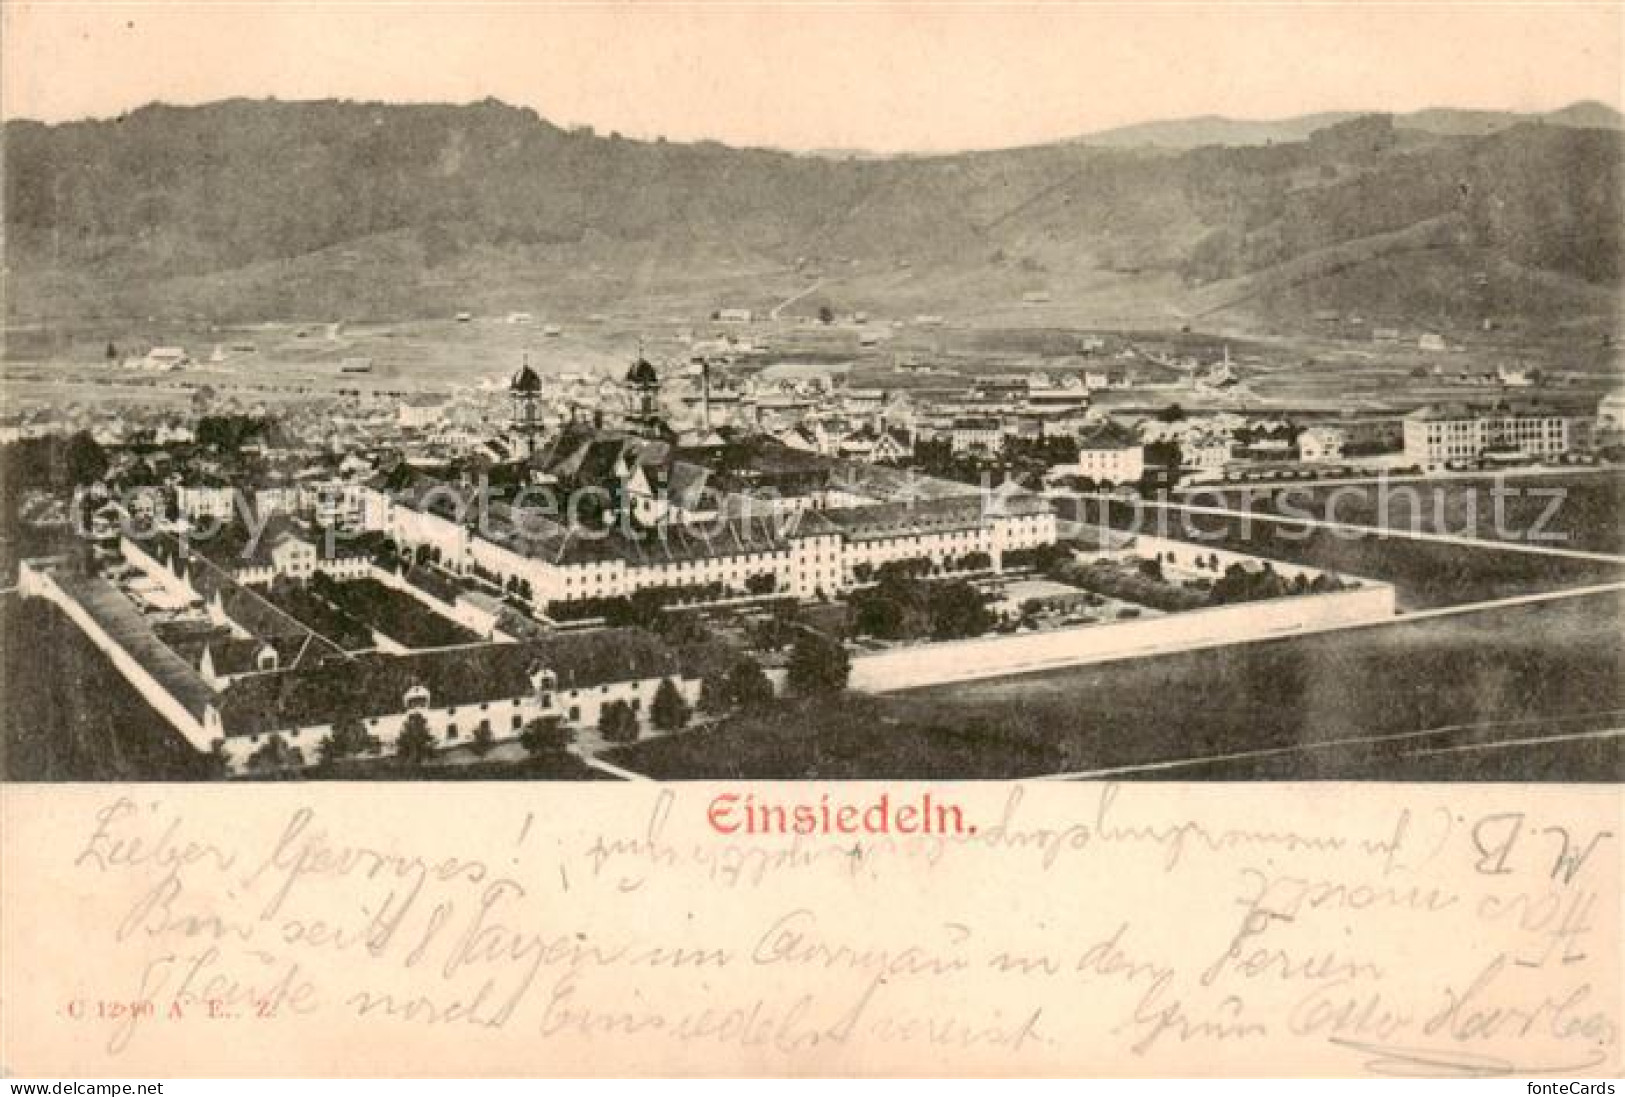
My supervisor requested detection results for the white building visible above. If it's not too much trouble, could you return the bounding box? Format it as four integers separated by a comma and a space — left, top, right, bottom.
1596, 390, 1625, 433
267, 531, 318, 580
399, 396, 453, 430
949, 417, 1003, 454
1403, 402, 1576, 470
1061, 424, 1145, 484
144, 347, 190, 371
1297, 426, 1346, 463
388, 482, 1057, 608
177, 484, 239, 524
210, 629, 703, 772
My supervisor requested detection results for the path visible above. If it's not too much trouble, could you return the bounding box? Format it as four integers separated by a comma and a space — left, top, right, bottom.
769, 279, 825, 321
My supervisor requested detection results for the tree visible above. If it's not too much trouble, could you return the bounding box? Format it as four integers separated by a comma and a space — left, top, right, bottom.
852, 592, 907, 639
787, 633, 850, 697
206, 738, 232, 778
599, 700, 640, 744
650, 678, 691, 732
926, 581, 994, 640
698, 669, 734, 715
470, 719, 496, 757
519, 716, 571, 756
395, 712, 436, 764
247, 733, 304, 772
817, 305, 835, 324
63, 432, 109, 485
727, 658, 775, 709
105, 341, 119, 361
745, 573, 776, 596
1138, 556, 1165, 581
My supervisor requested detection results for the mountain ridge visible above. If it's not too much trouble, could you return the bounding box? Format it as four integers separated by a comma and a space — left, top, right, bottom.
1074, 101, 1623, 150
4, 99, 1620, 333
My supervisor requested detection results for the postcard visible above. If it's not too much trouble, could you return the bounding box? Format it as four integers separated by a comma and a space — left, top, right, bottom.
1, 0, 1620, 1078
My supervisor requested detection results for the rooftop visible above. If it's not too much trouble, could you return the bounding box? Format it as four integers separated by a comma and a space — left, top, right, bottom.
216, 628, 694, 737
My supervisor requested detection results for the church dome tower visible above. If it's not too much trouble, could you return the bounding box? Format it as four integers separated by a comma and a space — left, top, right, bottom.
509, 355, 545, 456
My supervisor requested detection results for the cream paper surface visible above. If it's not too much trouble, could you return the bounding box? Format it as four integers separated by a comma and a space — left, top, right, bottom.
1, 782, 1618, 1077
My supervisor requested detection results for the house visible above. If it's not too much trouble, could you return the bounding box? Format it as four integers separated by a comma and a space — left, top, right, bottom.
871, 426, 914, 463
1059, 423, 1144, 485
177, 484, 238, 524
1297, 425, 1346, 463
948, 417, 1003, 455
717, 308, 753, 324
144, 347, 190, 371
398, 395, 452, 430
1497, 364, 1535, 388
838, 424, 911, 462
1178, 436, 1233, 474
154, 423, 195, 445
1418, 333, 1448, 352
254, 485, 301, 520
267, 531, 318, 580
1596, 389, 1625, 434
303, 479, 368, 530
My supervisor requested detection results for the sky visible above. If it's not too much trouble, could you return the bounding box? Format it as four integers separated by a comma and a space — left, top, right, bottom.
3, 2, 1622, 152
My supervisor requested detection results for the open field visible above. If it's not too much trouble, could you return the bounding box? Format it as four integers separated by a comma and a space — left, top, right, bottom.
608, 592, 1623, 781
1178, 472, 1625, 556
602, 695, 1062, 779
1062, 496, 1625, 609
8, 308, 1620, 420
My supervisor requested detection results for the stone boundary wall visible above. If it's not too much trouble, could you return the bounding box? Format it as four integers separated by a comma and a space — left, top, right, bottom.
849, 581, 1396, 693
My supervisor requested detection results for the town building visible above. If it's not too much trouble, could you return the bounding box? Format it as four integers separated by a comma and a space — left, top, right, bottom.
210, 629, 705, 771
399, 395, 453, 430
1060, 423, 1145, 484
948, 416, 1003, 454
1596, 389, 1625, 434
1403, 401, 1577, 470
1297, 425, 1346, 463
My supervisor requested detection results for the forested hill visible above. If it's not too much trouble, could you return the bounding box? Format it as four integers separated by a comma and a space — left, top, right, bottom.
5, 99, 1620, 329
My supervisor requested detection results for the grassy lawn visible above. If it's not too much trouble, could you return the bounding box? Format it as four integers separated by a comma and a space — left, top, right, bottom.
260, 583, 374, 649
1183, 472, 1625, 555
1066, 497, 1624, 609
602, 695, 1061, 780
603, 593, 1624, 782
318, 576, 479, 648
